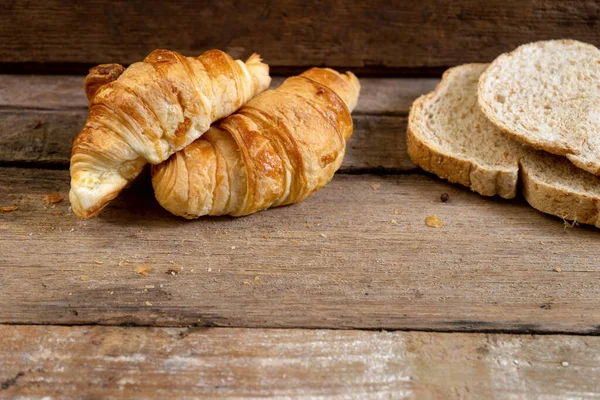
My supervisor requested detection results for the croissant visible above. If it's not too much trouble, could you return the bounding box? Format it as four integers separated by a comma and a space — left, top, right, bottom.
151, 68, 360, 218
70, 49, 271, 218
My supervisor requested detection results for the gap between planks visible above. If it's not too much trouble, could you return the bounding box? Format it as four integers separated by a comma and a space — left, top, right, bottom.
3, 320, 600, 338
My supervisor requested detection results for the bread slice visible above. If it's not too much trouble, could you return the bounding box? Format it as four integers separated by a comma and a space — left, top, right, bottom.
478, 40, 600, 175
407, 63, 600, 227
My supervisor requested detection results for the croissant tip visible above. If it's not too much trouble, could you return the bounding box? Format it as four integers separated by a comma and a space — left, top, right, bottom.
246, 53, 263, 64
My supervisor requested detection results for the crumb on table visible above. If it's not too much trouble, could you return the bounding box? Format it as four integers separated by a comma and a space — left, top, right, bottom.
425, 215, 443, 228
135, 265, 153, 276
44, 193, 64, 204
0, 205, 18, 213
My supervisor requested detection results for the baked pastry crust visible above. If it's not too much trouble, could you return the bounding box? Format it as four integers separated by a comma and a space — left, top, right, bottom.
70, 49, 270, 218
152, 68, 360, 218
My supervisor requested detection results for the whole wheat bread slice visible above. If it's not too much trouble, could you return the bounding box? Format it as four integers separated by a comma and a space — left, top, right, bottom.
478, 39, 600, 175
407, 63, 600, 227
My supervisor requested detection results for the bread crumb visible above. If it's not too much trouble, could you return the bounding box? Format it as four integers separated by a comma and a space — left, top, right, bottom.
144, 285, 155, 289
320, 233, 327, 238
80, 275, 89, 281
68, 292, 72, 296
166, 268, 179, 276
145, 301, 153, 306
425, 215, 443, 228
243, 281, 250, 285
263, 234, 270, 239
94, 260, 104, 265
254, 276, 261, 281
0, 205, 18, 213
44, 193, 63, 204
440, 193, 450, 202
553, 267, 562, 272
109, 291, 114, 295
135, 265, 153, 276
390, 219, 398, 225
561, 361, 569, 367
371, 184, 381, 191
207, 267, 212, 272
393, 209, 399, 215
231, 246, 236, 250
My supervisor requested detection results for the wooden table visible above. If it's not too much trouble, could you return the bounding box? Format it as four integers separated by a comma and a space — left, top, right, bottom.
2, 1, 600, 398
2, 73, 600, 398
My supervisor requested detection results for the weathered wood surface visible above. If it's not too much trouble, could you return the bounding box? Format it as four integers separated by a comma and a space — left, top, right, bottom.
0, 74, 438, 114
3, 0, 600, 72
2, 325, 599, 399
1, 167, 599, 332
0, 111, 413, 171
0, 75, 434, 170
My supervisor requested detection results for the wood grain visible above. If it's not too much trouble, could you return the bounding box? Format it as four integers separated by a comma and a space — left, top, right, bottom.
1, 325, 599, 399
0, 75, 429, 170
1, 167, 599, 332
0, 75, 438, 114
3, 1, 600, 72
0, 110, 414, 171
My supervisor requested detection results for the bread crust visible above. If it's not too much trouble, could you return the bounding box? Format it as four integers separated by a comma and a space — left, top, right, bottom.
409, 63, 600, 228
407, 64, 519, 199
152, 68, 360, 218
70, 49, 271, 218
478, 39, 600, 176
520, 158, 600, 228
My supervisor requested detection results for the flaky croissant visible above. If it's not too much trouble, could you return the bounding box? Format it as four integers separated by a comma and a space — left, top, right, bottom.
151, 68, 360, 218
70, 49, 271, 218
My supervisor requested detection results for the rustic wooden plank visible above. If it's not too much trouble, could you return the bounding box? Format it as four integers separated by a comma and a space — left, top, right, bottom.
0, 75, 437, 114
1, 168, 599, 332
0, 75, 86, 110
1, 325, 599, 399
0, 110, 414, 171
4, 1, 600, 71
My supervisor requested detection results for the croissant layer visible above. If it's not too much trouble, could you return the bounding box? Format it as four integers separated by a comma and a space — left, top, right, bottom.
70, 49, 271, 218
152, 68, 360, 218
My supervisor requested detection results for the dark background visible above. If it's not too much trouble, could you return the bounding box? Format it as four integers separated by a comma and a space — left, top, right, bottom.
2, 0, 600, 75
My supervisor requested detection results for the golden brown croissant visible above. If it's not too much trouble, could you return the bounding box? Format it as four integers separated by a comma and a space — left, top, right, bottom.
151, 68, 360, 218
70, 49, 271, 218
